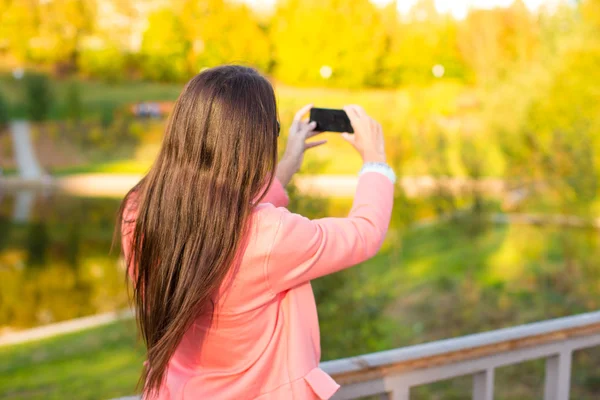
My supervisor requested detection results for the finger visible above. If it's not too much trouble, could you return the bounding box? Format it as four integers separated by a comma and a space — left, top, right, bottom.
344, 105, 361, 120
293, 104, 313, 122
348, 104, 361, 117
300, 121, 318, 135
369, 117, 378, 134
343, 105, 358, 120
351, 106, 366, 125
343, 106, 361, 132
354, 105, 367, 118
341, 132, 355, 144
305, 139, 327, 150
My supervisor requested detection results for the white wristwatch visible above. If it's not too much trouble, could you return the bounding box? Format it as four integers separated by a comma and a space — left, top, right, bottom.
359, 162, 396, 184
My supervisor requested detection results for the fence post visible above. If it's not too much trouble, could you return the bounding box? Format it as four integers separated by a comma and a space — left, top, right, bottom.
544, 351, 572, 400
472, 369, 495, 400
389, 387, 410, 400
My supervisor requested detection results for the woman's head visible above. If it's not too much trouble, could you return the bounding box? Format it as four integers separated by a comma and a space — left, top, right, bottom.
120, 66, 278, 398
160, 65, 278, 192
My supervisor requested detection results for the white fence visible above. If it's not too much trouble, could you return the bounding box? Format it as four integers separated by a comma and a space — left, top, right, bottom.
321, 311, 600, 400
111, 312, 600, 400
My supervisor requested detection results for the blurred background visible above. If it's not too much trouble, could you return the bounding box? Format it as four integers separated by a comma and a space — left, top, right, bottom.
1, 0, 600, 399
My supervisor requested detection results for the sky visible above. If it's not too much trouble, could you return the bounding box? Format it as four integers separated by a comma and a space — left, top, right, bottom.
244, 0, 556, 19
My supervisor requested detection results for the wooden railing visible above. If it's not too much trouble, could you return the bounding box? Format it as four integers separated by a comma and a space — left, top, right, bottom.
321, 311, 600, 400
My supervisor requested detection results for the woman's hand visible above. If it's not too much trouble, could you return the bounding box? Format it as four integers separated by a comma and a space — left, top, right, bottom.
341, 105, 386, 164
276, 104, 327, 186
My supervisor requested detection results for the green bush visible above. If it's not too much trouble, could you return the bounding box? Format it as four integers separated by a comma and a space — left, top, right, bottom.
0, 89, 9, 127
24, 73, 53, 122
65, 82, 83, 122
100, 105, 115, 128
78, 46, 128, 83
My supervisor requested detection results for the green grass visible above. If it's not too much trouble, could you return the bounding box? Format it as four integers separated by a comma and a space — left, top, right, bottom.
1, 75, 507, 176
0, 74, 183, 120
0, 319, 144, 400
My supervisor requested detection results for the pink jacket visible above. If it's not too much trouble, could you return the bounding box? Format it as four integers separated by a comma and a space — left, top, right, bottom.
123, 172, 394, 399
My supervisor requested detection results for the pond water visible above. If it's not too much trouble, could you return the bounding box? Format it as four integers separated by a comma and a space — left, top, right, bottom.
2, 188, 600, 366
0, 190, 127, 332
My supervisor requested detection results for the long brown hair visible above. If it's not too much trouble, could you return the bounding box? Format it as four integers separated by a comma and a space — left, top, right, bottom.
118, 66, 278, 398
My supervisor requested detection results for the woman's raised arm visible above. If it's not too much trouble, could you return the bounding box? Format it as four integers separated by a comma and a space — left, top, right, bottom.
265, 169, 394, 293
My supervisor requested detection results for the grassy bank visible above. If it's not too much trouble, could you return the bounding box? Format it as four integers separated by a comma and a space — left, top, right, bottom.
0, 319, 144, 400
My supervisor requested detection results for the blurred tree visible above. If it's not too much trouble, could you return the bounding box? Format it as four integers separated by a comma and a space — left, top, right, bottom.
413, 119, 456, 215
541, 2, 578, 47
140, 8, 190, 81
73, 0, 135, 81
178, 0, 271, 73
78, 45, 128, 82
47, 0, 96, 70
0, 0, 96, 69
458, 0, 539, 85
0, 0, 39, 63
272, 0, 386, 87
378, 0, 468, 86
458, 133, 490, 227
581, 0, 600, 28
98, 0, 139, 49
499, 34, 600, 215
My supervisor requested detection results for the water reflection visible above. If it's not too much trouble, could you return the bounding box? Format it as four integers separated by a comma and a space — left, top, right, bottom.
0, 189, 127, 331
12, 191, 34, 222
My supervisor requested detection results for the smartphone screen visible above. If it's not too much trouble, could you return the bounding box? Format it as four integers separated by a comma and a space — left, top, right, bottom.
309, 108, 354, 133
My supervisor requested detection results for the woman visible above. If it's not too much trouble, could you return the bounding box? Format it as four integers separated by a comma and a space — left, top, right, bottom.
120, 65, 395, 400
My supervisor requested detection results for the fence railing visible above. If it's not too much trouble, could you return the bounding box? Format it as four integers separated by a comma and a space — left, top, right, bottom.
320, 311, 600, 400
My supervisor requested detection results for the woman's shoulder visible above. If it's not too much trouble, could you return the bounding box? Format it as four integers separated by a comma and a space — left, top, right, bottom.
252, 203, 308, 230
250, 204, 315, 253
253, 202, 289, 216
251, 203, 288, 230
250, 203, 309, 247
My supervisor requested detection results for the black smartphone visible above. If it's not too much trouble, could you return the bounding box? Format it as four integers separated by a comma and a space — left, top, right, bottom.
309, 108, 354, 133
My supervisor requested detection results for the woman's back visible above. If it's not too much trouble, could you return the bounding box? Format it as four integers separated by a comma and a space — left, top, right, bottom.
119, 66, 395, 400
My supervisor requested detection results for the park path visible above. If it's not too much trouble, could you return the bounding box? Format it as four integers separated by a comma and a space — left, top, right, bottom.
0, 309, 134, 347
54, 174, 364, 198
1, 173, 508, 199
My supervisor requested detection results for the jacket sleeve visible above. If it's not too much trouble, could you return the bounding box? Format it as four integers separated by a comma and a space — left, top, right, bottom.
261, 178, 289, 208
265, 172, 394, 293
